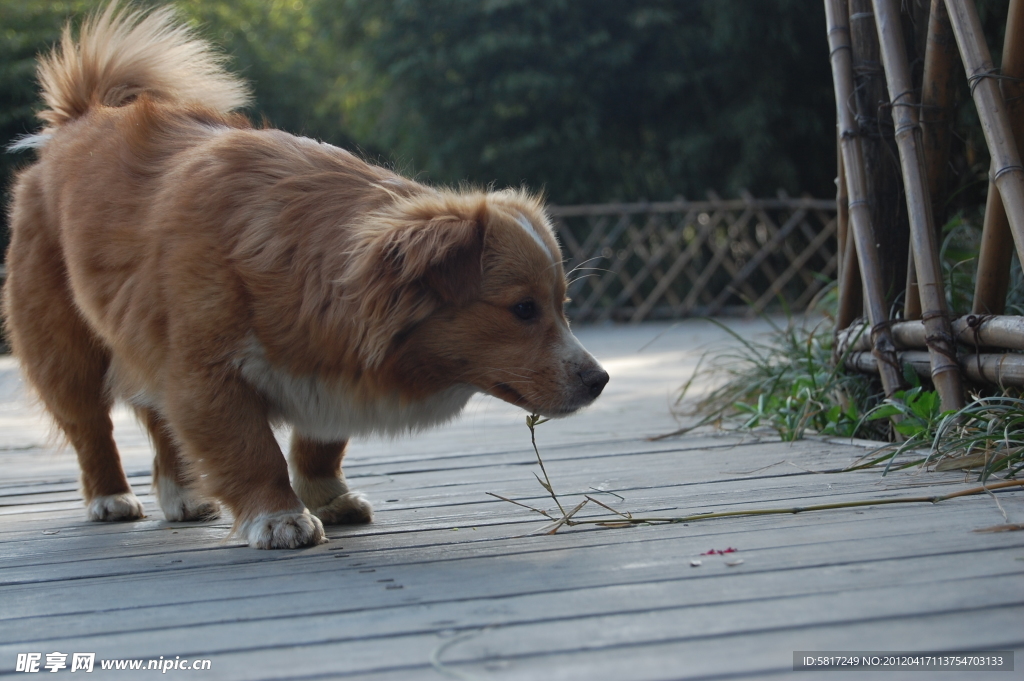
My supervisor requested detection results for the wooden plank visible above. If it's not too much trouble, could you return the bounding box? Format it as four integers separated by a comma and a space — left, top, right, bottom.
415, 612, 1024, 681
1, 541, 1020, 678
1, 321, 1020, 681
0, 459, 1016, 596
3, 492, 1018, 599
0, 462, 986, 573
5, 524, 1021, 646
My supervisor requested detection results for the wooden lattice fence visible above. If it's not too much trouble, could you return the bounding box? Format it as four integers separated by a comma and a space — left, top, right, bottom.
549, 193, 838, 323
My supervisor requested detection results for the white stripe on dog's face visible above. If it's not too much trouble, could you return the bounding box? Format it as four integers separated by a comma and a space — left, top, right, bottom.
516, 213, 555, 263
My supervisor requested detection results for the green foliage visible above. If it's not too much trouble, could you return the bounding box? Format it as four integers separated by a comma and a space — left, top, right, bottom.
334, 0, 835, 204
929, 396, 1024, 481
0, 0, 356, 252
734, 386, 862, 443
852, 391, 1024, 479
0, 0, 106, 255
908, 205, 1024, 317
688, 313, 1024, 485
681, 317, 884, 442
2, 0, 1013, 268
866, 387, 948, 440
1, 0, 838, 257
174, 0, 357, 147
935, 212, 983, 315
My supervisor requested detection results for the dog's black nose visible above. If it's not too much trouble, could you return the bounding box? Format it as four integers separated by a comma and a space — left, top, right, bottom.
579, 368, 610, 398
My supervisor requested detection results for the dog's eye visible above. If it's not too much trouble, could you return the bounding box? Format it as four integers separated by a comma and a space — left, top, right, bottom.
512, 300, 538, 321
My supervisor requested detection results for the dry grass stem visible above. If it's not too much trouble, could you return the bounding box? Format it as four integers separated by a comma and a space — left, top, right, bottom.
488, 415, 1024, 534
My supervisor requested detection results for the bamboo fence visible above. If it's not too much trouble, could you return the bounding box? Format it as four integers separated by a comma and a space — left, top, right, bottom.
829, 0, 1024, 390
548, 194, 837, 323
0, 198, 836, 340
0, 198, 836, 334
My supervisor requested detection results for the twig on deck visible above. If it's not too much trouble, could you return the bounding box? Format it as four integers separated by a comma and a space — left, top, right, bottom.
488, 415, 1024, 534
526, 413, 566, 518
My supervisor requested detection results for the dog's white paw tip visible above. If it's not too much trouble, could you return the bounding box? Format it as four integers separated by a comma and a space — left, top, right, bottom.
87, 493, 146, 522
156, 478, 220, 521
314, 491, 374, 525
164, 500, 220, 522
244, 510, 326, 549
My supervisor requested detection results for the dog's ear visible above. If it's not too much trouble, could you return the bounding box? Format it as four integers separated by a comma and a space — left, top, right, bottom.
418, 216, 485, 305
380, 201, 487, 306
341, 196, 488, 367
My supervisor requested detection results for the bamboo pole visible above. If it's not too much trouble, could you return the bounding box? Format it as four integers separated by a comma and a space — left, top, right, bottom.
906, 0, 960, 320
972, 0, 1024, 314
844, 315, 1024, 352
872, 0, 964, 411
921, 0, 959, 222
836, 137, 864, 331
946, 0, 1024, 270
848, 349, 1024, 386
836, 133, 849, 281
826, 0, 905, 397
849, 0, 910, 308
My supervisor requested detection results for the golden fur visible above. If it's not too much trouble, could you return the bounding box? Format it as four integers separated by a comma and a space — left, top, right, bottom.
4, 3, 608, 548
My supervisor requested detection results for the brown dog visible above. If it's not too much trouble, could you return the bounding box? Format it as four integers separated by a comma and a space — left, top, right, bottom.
4, 4, 608, 548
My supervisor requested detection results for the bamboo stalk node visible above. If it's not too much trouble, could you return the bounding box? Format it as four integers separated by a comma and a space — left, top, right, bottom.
889, 89, 917, 105
924, 333, 957, 357
993, 164, 1024, 182
870, 320, 905, 380
871, 319, 894, 336
968, 68, 1024, 95
920, 311, 958, 363
963, 313, 993, 333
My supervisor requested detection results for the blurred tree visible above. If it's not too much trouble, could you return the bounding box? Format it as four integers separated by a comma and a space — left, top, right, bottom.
331, 0, 837, 204
175, 0, 357, 146
3, 0, 1012, 254
1, 0, 105, 255
0, 0, 356, 251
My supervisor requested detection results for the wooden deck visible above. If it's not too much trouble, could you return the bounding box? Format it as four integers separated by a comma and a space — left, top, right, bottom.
1, 320, 1022, 680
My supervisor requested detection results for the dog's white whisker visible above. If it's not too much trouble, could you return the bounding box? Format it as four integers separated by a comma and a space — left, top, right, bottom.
565, 255, 606, 278
567, 273, 601, 287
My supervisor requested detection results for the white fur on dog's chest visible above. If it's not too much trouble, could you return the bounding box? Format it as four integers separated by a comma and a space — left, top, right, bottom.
236, 341, 475, 440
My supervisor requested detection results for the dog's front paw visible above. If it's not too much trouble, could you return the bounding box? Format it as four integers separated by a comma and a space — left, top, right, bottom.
241, 510, 326, 549
156, 477, 220, 521
87, 493, 146, 521
312, 491, 374, 525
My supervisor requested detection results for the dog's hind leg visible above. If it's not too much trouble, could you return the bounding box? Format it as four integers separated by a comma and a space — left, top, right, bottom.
289, 434, 373, 525
138, 407, 219, 522
3, 199, 143, 521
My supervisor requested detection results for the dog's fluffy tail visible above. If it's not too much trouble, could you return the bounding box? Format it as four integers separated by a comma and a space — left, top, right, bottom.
35, 2, 249, 130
